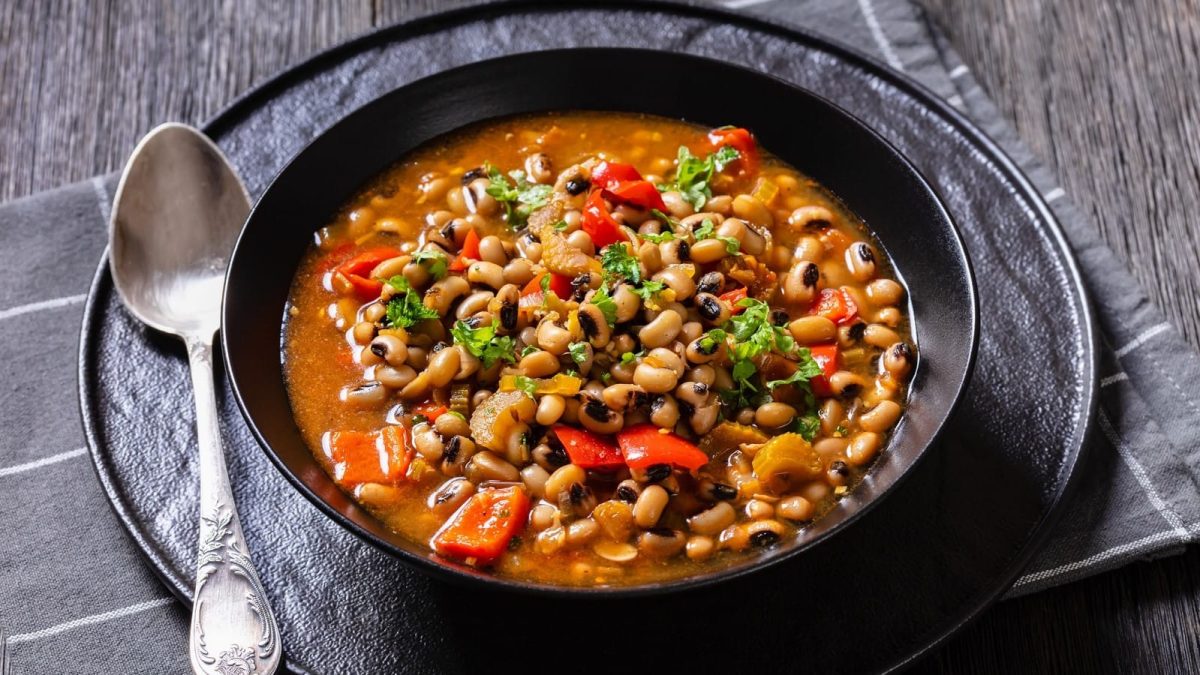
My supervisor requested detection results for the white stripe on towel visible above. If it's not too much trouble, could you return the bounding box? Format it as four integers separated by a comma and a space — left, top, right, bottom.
7, 597, 175, 645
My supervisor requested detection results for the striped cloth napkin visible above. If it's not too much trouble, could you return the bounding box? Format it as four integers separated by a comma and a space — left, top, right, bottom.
2, 0, 1198, 671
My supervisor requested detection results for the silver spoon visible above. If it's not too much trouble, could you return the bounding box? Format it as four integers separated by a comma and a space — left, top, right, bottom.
109, 123, 281, 675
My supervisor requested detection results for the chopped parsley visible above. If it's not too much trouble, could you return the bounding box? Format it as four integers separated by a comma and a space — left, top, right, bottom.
511, 375, 539, 397
589, 285, 618, 326
692, 218, 716, 240
520, 345, 540, 358
484, 165, 554, 228
620, 350, 645, 365
698, 328, 727, 353
410, 249, 448, 280
382, 276, 440, 328
650, 209, 678, 231
567, 341, 590, 365
791, 414, 821, 442
765, 348, 823, 389
450, 318, 517, 369
630, 279, 667, 304
553, 219, 570, 232
540, 273, 552, 294
716, 299, 805, 409
657, 145, 740, 210
717, 235, 741, 254
640, 231, 675, 244
600, 244, 643, 285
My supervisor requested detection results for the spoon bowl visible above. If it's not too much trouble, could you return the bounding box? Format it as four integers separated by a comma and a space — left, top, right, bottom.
109, 123, 248, 338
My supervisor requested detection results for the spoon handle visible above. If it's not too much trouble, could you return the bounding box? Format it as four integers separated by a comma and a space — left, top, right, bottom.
185, 336, 281, 675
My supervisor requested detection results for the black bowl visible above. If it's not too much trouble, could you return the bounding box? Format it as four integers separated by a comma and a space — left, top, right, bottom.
223, 48, 978, 596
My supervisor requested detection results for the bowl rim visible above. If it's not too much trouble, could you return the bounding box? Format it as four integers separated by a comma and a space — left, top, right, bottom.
222, 46, 980, 598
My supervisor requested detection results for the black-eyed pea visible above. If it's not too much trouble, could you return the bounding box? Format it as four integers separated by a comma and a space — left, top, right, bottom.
813, 437, 849, 461
411, 422, 444, 462
456, 290, 494, 321
426, 347, 460, 388
661, 190, 694, 218
788, 205, 834, 230
467, 261, 505, 290
466, 450, 521, 483
503, 258, 535, 286
429, 478, 476, 517
567, 229, 595, 257
524, 152, 553, 184
793, 235, 824, 263
638, 241, 663, 274
783, 261, 820, 304
529, 503, 559, 531
634, 360, 681, 394
846, 242, 877, 281
883, 342, 914, 380
755, 402, 796, 428
686, 535, 716, 561
465, 177, 499, 217
638, 528, 687, 558
867, 278, 905, 307
686, 502, 736, 536
717, 523, 750, 552
874, 307, 902, 327
653, 265, 696, 302
399, 371, 432, 400
536, 394, 566, 426
859, 400, 902, 433
746, 519, 786, 548
579, 397, 624, 434
434, 411, 469, 437
340, 382, 388, 408
745, 499, 775, 520
520, 349, 560, 378
829, 371, 868, 398
777, 495, 815, 521
352, 321, 376, 344
567, 519, 600, 546
689, 237, 729, 264
863, 324, 901, 350
368, 334, 408, 367
732, 194, 773, 226
846, 432, 882, 466
789, 315, 837, 345
375, 364, 417, 389
633, 485, 670, 528
536, 319, 572, 355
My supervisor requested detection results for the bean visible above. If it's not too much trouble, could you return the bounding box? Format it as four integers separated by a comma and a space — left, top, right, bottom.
519, 349, 560, 378
467, 261, 505, 290
445, 185, 468, 215
686, 535, 716, 561
745, 499, 775, 520
567, 519, 600, 546
689, 238, 729, 264
536, 394, 566, 426
537, 320, 573, 355
368, 334, 408, 367
472, 389, 492, 408
352, 321, 376, 344
465, 450, 520, 483
639, 309, 683, 349
545, 464, 586, 503
535, 525, 567, 554
638, 529, 686, 558
829, 371, 868, 397
867, 278, 905, 306
736, 407, 755, 425
424, 276, 470, 315
638, 241, 663, 275
405, 346, 428, 370
375, 364, 416, 389
661, 191, 694, 218
717, 524, 750, 552
412, 423, 444, 462
788, 205, 834, 229
818, 397, 846, 435
883, 342, 914, 380
363, 302, 386, 323
520, 464, 550, 499
694, 293, 731, 326
731, 194, 773, 226
777, 495, 815, 521
793, 235, 824, 263
783, 261, 819, 304
846, 242, 877, 281
426, 347, 460, 388
755, 402, 797, 428
612, 284, 642, 323
566, 228, 596, 257
525, 152, 553, 183
649, 394, 680, 429
455, 290, 494, 320
746, 519, 787, 546
863, 324, 901, 349
686, 502, 736, 536
789, 316, 837, 345
875, 306, 902, 327
800, 480, 831, 503
429, 479, 475, 517
502, 258, 534, 286
578, 303, 612, 348
431, 412, 467, 438
399, 371, 432, 400
633, 485, 669, 528
340, 382, 387, 407
689, 403, 720, 435
846, 432, 882, 466
634, 363, 679, 394
358, 482, 403, 510
653, 266, 696, 301
706, 194, 733, 215
859, 400, 901, 433
579, 396, 624, 434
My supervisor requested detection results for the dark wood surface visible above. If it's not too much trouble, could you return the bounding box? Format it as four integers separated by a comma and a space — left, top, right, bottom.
3, 0, 1198, 672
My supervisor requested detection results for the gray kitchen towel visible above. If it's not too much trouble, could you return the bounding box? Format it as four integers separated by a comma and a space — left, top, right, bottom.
2, 0, 1199, 672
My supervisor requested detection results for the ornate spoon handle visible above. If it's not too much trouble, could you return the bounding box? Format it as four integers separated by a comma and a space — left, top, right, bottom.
185, 335, 281, 675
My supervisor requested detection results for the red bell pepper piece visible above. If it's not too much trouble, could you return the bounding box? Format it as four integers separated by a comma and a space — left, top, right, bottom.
411, 400, 448, 422
591, 161, 643, 189
328, 427, 412, 487
581, 190, 626, 249
553, 425, 626, 471
810, 287, 859, 325
519, 272, 574, 312
708, 126, 760, 174
432, 485, 531, 565
719, 287, 748, 314
334, 247, 402, 300
449, 228, 481, 272
807, 344, 839, 398
604, 180, 667, 212
617, 424, 709, 471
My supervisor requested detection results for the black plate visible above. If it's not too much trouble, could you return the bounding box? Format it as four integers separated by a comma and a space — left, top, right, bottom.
222, 47, 978, 596
79, 2, 1096, 673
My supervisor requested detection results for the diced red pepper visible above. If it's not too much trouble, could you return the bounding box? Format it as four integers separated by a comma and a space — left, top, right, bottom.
581, 190, 626, 249
553, 425, 625, 471
411, 400, 448, 422
617, 424, 710, 471
810, 287, 859, 325
522, 272, 573, 300
603, 180, 667, 212
432, 485, 531, 565
334, 247, 403, 300
708, 126, 760, 174
329, 428, 411, 487
807, 344, 839, 398
449, 228, 481, 272
591, 161, 643, 189
719, 287, 748, 313
318, 243, 354, 274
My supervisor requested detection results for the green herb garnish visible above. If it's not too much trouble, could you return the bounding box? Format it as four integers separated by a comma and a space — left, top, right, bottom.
485, 165, 554, 228
630, 279, 666, 304
382, 276, 440, 328
600, 244, 642, 285
450, 318, 517, 369
520, 345, 540, 358
717, 235, 741, 255
792, 414, 821, 442
657, 145, 740, 210
410, 249, 448, 280
511, 374, 539, 397
640, 231, 675, 244
692, 218, 716, 240
567, 341, 590, 365
589, 285, 618, 326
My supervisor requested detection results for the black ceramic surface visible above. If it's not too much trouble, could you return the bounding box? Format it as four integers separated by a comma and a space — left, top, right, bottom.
79, 3, 1096, 673
223, 48, 978, 595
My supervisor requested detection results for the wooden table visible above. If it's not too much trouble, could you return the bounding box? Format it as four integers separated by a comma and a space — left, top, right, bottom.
3, 1, 1197, 671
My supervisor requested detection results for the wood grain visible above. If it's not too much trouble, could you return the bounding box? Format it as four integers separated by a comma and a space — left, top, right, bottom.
2, 0, 1198, 672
